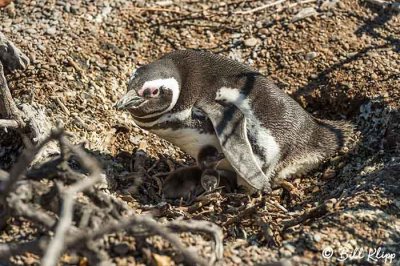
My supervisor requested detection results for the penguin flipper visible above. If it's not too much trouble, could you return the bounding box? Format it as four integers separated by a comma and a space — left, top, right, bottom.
196, 101, 271, 191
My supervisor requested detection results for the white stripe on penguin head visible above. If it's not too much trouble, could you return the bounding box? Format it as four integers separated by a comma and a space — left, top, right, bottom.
136, 78, 180, 119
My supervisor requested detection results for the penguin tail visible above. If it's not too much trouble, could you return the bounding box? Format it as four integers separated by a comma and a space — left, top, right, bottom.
314, 118, 356, 155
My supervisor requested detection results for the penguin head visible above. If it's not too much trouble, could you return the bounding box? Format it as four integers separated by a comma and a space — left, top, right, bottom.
197, 145, 225, 170
115, 58, 181, 119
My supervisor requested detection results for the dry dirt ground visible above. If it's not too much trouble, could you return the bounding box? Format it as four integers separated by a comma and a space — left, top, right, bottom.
0, 0, 400, 265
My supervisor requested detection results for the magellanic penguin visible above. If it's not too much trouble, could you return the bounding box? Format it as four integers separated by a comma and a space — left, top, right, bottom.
115, 50, 352, 193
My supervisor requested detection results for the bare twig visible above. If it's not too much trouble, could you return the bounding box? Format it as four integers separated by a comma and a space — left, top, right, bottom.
0, 61, 24, 125
0, 239, 47, 258
282, 199, 336, 229
167, 220, 224, 263
0, 32, 30, 71
41, 136, 102, 266
0, 130, 62, 204
0, 119, 19, 128
224, 201, 264, 226
8, 196, 56, 228
268, 200, 288, 213
135, 216, 209, 266
364, 0, 400, 11
1, 127, 220, 266
61, 214, 209, 266
234, 0, 287, 14
133, 7, 183, 14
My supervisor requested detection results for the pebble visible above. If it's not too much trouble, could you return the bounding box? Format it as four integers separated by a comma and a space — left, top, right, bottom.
287, 23, 296, 31
46, 27, 57, 35
108, 65, 118, 73
244, 37, 259, 47
305, 51, 318, 61
112, 243, 130, 256
284, 243, 296, 253
279, 247, 292, 257
292, 7, 318, 22
231, 255, 242, 264
320, 0, 340, 10
313, 233, 322, 242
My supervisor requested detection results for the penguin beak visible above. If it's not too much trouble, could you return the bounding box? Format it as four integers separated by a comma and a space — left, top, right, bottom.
114, 90, 145, 110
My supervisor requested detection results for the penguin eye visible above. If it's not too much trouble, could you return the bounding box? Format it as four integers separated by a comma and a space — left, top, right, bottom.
152, 88, 159, 96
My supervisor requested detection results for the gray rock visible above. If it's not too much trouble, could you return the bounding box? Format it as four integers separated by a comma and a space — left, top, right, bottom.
292, 7, 318, 22
305, 51, 318, 61
320, 0, 341, 10
112, 243, 130, 256
244, 37, 259, 47
313, 233, 322, 242
46, 27, 57, 35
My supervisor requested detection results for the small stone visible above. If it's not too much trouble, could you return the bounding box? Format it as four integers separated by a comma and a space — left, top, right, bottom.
279, 247, 292, 257
46, 27, 57, 35
255, 21, 263, 28
70, 5, 79, 14
108, 65, 118, 73
370, 73, 378, 80
231, 255, 242, 264
113, 243, 130, 256
244, 37, 259, 47
284, 243, 296, 253
338, 1, 346, 8
5, 2, 16, 17
259, 28, 269, 35
320, 0, 340, 10
64, 3, 71, 12
305, 51, 318, 61
287, 23, 296, 31
313, 233, 322, 242
129, 135, 141, 145
292, 7, 318, 22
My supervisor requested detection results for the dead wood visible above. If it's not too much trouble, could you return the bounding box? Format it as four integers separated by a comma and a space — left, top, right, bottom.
364, 0, 400, 11
224, 200, 265, 226
282, 199, 336, 229
0, 31, 29, 71
0, 130, 223, 265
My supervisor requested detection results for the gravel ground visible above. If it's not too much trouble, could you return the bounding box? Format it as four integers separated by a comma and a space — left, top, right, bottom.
0, 0, 399, 265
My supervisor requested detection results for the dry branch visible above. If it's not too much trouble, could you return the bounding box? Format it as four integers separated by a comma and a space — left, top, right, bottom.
224, 201, 264, 226
167, 220, 224, 263
234, 0, 287, 14
0, 31, 30, 71
0, 118, 19, 129
0, 130, 223, 266
41, 136, 102, 266
282, 199, 336, 229
0, 61, 24, 124
364, 0, 400, 11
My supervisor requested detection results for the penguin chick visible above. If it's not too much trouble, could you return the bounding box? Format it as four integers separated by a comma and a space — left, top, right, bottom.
197, 145, 225, 171
201, 168, 220, 192
162, 166, 204, 200
197, 145, 225, 192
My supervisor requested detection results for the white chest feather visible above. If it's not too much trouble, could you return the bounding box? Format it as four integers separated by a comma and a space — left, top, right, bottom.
152, 128, 221, 158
